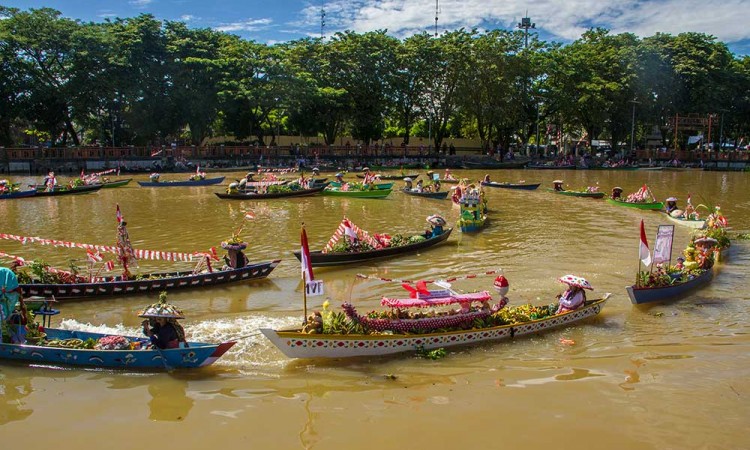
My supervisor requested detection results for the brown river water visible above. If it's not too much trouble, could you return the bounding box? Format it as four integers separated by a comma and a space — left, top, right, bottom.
1, 169, 749, 449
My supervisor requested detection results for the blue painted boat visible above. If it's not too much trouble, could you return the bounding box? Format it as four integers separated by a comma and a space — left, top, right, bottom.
0, 328, 235, 369
138, 176, 225, 187
0, 189, 37, 200
626, 268, 714, 304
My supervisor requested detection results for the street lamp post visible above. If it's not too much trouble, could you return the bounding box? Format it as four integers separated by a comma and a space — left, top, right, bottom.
518, 14, 535, 157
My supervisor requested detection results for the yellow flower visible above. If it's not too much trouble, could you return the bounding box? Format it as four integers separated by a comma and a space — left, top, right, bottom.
322, 300, 330, 311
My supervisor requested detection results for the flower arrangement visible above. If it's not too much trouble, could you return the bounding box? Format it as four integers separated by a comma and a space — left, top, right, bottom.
95, 335, 131, 350
585, 186, 599, 193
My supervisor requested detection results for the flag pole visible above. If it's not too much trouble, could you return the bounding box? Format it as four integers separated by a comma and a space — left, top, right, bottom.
301, 222, 308, 323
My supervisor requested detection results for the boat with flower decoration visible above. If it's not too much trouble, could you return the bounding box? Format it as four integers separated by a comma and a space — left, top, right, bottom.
546, 180, 605, 198
456, 185, 487, 232
138, 172, 225, 187
606, 184, 663, 210
261, 275, 610, 359
291, 217, 452, 267
0, 180, 36, 199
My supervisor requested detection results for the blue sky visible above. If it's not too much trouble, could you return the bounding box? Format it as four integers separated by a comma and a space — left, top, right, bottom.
3, 0, 749, 55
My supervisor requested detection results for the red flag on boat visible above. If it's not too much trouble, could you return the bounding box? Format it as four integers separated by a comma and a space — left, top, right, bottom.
80, 168, 85, 179
343, 219, 358, 242
300, 226, 314, 282
639, 220, 652, 267
87, 250, 103, 263
105, 260, 115, 271
116, 204, 123, 224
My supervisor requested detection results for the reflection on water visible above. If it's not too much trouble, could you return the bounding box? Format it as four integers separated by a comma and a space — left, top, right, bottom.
1, 170, 750, 447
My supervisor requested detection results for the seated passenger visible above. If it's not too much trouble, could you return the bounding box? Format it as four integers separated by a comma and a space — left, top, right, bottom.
555, 275, 592, 314
611, 187, 623, 199
553, 180, 564, 192
665, 197, 679, 215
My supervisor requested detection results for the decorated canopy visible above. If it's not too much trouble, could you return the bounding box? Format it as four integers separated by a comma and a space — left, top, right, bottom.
138, 296, 185, 319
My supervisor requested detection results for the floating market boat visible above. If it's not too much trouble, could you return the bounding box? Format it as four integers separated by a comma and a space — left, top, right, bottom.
606, 198, 664, 210
34, 185, 103, 197
215, 186, 325, 200
461, 161, 528, 169
481, 181, 541, 190
457, 188, 487, 232
0, 189, 37, 200
21, 260, 281, 300
320, 188, 392, 198
329, 181, 393, 190
292, 219, 452, 267
97, 178, 133, 188
357, 173, 419, 180
138, 176, 225, 187
401, 189, 449, 199
626, 269, 713, 304
0, 329, 236, 369
546, 188, 605, 198
261, 295, 610, 358
664, 213, 706, 229
527, 163, 576, 170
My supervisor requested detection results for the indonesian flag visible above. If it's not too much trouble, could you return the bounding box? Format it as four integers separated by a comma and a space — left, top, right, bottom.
343, 219, 358, 242
639, 220, 652, 267
196, 165, 201, 174
686, 194, 692, 206
300, 226, 314, 282
80, 168, 85, 179
116, 204, 123, 224
87, 250, 103, 263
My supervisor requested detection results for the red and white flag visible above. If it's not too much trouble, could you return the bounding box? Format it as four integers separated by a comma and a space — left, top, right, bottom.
116, 204, 123, 224
300, 226, 314, 282
686, 194, 692, 206
343, 219, 358, 242
244, 211, 255, 220
639, 220, 652, 267
87, 250, 103, 263
105, 260, 115, 271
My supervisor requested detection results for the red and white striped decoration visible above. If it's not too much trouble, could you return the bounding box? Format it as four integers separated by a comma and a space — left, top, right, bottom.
355, 269, 505, 284
322, 218, 381, 253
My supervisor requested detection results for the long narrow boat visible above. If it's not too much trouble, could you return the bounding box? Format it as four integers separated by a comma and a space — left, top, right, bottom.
0, 189, 37, 200
664, 213, 706, 229
261, 296, 609, 358
545, 188, 605, 199
98, 178, 133, 188
587, 166, 639, 171
215, 186, 324, 200
21, 260, 280, 300
481, 181, 541, 190
606, 198, 664, 210
320, 188, 392, 198
0, 329, 235, 369
292, 228, 452, 267
137, 176, 225, 187
357, 173, 419, 180
401, 189, 449, 199
34, 185, 103, 197
329, 181, 393, 190
626, 269, 713, 304
461, 161, 528, 169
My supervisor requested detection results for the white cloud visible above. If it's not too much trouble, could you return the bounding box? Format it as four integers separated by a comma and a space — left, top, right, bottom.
216, 18, 273, 32
297, 0, 750, 44
180, 14, 196, 22
129, 0, 153, 8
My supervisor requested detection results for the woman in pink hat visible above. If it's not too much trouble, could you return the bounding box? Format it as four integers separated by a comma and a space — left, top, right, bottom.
555, 275, 593, 314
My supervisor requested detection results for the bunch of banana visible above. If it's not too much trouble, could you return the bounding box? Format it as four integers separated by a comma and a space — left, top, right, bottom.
44, 338, 85, 349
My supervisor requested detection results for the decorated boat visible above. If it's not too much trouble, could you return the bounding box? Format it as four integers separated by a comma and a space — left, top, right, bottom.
215, 186, 324, 200
357, 173, 419, 180
527, 163, 576, 170
665, 213, 706, 229
0, 189, 37, 200
0, 328, 235, 369
34, 184, 103, 197
2, 206, 280, 300
663, 197, 706, 229
546, 180, 604, 198
606, 184, 663, 209
261, 286, 610, 358
329, 180, 393, 190
627, 268, 713, 304
321, 186, 392, 198
97, 179, 133, 188
292, 217, 452, 267
481, 181, 541, 190
461, 160, 528, 169
137, 176, 225, 187
456, 186, 487, 232
402, 189, 449, 199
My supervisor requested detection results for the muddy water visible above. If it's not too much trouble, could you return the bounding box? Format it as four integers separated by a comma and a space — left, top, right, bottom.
0, 169, 748, 449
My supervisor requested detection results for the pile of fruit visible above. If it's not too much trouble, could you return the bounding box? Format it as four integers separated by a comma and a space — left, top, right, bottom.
95, 335, 131, 350
45, 338, 97, 349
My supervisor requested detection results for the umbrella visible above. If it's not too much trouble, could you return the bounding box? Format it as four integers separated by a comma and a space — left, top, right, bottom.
138, 297, 185, 319
558, 274, 593, 290
426, 214, 447, 226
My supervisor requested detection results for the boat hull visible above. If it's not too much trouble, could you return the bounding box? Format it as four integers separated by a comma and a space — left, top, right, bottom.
527, 164, 576, 170
320, 189, 392, 198
606, 198, 664, 210
261, 298, 608, 358
357, 173, 419, 180
21, 260, 280, 300
292, 228, 452, 266
0, 329, 235, 369
215, 186, 324, 200
545, 188, 605, 198
34, 185, 103, 197
402, 189, 449, 199
0, 190, 37, 200
626, 269, 713, 304
99, 179, 133, 188
665, 213, 706, 229
481, 182, 541, 190
138, 176, 225, 187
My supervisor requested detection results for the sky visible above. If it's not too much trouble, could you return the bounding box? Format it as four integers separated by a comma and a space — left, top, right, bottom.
3, 0, 749, 55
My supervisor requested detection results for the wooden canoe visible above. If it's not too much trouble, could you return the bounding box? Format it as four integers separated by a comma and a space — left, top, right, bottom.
545, 188, 605, 198
626, 269, 713, 304
98, 178, 133, 188
21, 260, 280, 300
664, 213, 706, 229
215, 186, 324, 200
34, 185, 103, 197
526, 164, 576, 170
401, 189, 449, 199
0, 190, 37, 200
357, 173, 419, 180
481, 181, 541, 190
291, 228, 452, 267
261, 296, 609, 358
137, 176, 225, 187
0, 328, 235, 369
320, 188, 392, 198
606, 198, 665, 210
